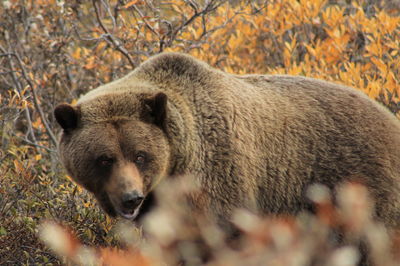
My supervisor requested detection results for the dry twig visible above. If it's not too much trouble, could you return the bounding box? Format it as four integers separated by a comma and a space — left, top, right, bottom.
92, 0, 137, 68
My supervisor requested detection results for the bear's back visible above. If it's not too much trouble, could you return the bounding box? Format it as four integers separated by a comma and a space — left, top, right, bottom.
77, 53, 400, 228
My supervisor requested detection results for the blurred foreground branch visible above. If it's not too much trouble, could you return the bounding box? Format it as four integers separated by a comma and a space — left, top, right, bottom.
39, 182, 400, 266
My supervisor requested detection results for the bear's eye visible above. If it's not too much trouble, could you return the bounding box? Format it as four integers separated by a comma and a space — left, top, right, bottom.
135, 153, 146, 165
97, 156, 114, 167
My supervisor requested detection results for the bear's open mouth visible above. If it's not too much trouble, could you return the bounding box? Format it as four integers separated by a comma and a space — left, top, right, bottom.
106, 199, 142, 221
119, 192, 156, 221
116, 192, 156, 221
97, 191, 155, 221
118, 207, 141, 220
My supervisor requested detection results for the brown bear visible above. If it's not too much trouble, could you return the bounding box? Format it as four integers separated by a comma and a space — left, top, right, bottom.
54, 52, 400, 229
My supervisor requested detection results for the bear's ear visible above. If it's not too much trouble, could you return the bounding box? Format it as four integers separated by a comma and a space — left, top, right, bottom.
54, 104, 80, 132
143, 92, 167, 130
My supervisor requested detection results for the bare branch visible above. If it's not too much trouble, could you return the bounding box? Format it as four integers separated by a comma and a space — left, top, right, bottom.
92, 0, 136, 68
11, 132, 56, 153
0, 70, 21, 75
168, 0, 227, 47
0, 38, 58, 147
101, 0, 117, 31
132, 4, 160, 38
0, 44, 38, 146
13, 52, 58, 147
73, 25, 103, 42
186, 0, 199, 12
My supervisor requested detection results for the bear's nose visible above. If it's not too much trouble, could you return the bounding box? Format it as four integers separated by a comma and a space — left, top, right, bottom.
121, 191, 144, 210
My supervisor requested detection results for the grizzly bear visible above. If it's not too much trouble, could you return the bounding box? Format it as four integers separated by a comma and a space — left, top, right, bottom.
54, 52, 400, 229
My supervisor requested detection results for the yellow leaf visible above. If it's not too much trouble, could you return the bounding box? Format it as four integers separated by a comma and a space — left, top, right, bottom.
72, 47, 81, 60
284, 42, 292, 51
32, 119, 42, 129
124, 0, 143, 9
95, 42, 107, 54
370, 57, 387, 75
84, 56, 97, 70
13, 159, 23, 173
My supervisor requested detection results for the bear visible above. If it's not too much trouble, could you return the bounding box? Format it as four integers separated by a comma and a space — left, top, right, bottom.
54, 52, 400, 230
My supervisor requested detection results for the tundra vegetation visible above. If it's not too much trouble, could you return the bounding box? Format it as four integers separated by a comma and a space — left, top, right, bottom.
0, 0, 399, 265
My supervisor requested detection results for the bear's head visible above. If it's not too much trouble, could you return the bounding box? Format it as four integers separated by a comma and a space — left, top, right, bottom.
54, 91, 170, 220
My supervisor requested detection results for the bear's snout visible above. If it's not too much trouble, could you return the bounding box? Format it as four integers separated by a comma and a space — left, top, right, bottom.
103, 161, 145, 220
121, 191, 144, 212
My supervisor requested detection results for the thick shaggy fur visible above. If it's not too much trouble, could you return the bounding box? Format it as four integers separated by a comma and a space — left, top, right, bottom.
56, 52, 400, 229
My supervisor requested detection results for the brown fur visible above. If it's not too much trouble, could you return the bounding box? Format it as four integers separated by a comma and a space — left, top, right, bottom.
55, 52, 400, 228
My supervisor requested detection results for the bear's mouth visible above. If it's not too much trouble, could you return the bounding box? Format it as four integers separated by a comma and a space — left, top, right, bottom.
97, 191, 156, 221
117, 192, 156, 221
117, 206, 141, 220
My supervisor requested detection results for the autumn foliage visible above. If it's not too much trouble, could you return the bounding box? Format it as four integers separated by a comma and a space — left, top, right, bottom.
1, 0, 399, 265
